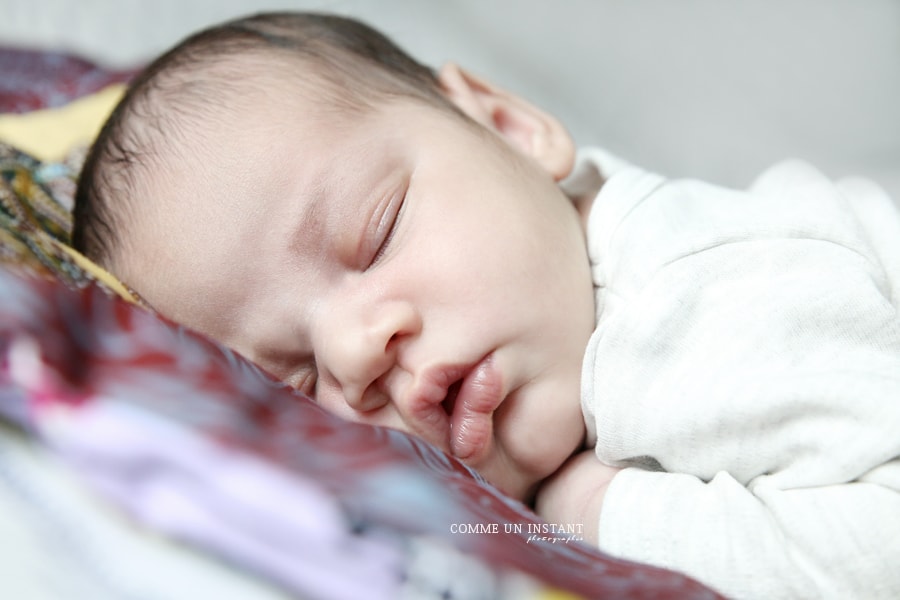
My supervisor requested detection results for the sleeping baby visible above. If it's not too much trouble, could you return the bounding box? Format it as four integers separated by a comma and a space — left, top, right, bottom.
72, 11, 900, 599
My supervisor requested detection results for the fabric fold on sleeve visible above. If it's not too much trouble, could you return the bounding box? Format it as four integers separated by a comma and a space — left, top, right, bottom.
599, 466, 900, 599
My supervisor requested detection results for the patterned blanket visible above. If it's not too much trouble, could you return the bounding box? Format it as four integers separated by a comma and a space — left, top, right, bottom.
0, 47, 136, 114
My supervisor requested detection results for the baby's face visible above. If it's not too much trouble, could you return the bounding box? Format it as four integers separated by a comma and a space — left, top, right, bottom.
121, 88, 595, 500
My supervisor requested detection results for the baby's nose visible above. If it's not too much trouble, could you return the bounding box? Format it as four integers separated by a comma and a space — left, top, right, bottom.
339, 378, 391, 412
316, 298, 421, 413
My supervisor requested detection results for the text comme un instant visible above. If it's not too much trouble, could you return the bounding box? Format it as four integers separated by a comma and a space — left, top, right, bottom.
449, 522, 584, 535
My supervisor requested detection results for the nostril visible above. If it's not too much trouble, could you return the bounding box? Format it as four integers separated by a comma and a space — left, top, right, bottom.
441, 380, 463, 417
359, 382, 392, 412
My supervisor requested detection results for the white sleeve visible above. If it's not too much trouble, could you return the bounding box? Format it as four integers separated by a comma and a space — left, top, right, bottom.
600, 464, 900, 599
582, 159, 900, 599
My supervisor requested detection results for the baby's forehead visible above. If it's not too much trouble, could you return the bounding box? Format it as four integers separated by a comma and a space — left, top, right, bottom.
130, 50, 434, 239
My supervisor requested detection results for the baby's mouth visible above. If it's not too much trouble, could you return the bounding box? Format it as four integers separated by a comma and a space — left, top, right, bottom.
407, 357, 502, 461
441, 380, 462, 418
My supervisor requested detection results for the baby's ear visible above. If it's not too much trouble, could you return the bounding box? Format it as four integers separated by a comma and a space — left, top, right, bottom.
438, 63, 574, 181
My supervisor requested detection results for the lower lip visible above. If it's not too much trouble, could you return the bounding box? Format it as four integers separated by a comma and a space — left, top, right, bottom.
450, 355, 504, 462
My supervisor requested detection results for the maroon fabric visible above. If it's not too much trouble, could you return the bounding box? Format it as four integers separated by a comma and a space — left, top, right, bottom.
0, 268, 723, 599
0, 47, 138, 113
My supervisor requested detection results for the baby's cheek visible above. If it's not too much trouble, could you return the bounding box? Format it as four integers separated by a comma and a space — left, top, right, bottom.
311, 387, 352, 418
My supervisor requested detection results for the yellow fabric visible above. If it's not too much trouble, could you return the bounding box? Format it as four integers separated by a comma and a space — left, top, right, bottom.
52, 240, 141, 305
537, 591, 585, 600
0, 90, 140, 307
0, 84, 125, 162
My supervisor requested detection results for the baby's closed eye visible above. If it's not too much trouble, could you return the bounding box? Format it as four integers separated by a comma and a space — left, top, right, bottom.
361, 180, 408, 270
290, 364, 318, 397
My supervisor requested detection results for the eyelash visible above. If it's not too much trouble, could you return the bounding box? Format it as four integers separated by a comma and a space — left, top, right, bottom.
368, 187, 406, 269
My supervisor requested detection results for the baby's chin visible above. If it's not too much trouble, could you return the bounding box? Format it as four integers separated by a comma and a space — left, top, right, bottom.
469, 448, 563, 505
477, 414, 586, 503
479, 469, 536, 505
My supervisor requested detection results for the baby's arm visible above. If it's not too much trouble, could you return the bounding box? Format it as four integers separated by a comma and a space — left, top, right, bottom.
596, 462, 900, 599
537, 443, 900, 599
575, 157, 900, 598
533, 450, 621, 545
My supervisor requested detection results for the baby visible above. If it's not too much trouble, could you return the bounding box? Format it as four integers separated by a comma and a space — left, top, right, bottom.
73, 12, 900, 599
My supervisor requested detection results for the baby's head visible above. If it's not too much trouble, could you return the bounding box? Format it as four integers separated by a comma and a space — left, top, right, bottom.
73, 12, 596, 501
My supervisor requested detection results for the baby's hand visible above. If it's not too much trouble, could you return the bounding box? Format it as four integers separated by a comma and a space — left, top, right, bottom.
533, 450, 622, 545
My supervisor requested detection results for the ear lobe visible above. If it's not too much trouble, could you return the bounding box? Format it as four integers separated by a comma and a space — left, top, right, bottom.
438, 63, 575, 181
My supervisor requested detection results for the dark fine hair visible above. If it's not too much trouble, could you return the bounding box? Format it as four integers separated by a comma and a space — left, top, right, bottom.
72, 11, 455, 270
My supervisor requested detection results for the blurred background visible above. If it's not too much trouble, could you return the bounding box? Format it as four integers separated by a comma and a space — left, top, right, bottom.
2, 0, 898, 199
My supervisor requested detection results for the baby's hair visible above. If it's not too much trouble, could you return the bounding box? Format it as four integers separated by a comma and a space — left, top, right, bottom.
73, 11, 457, 271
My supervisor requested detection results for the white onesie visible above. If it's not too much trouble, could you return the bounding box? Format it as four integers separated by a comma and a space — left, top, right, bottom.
565, 148, 900, 599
